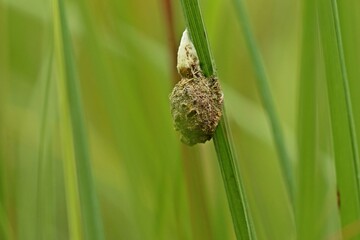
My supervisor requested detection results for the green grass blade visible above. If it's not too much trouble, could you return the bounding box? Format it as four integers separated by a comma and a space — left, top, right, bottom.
52, 0, 105, 239
0, 5, 9, 239
213, 110, 253, 240
330, 0, 360, 177
337, 0, 360, 164
0, 143, 6, 240
0, 7, 8, 238
161, 2, 214, 238
296, 0, 319, 239
317, 0, 360, 236
179, 0, 253, 239
231, 0, 294, 204
35, 47, 55, 240
53, 4, 83, 240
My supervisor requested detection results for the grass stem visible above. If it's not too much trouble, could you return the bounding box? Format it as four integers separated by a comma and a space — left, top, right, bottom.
53, 0, 105, 239
179, 0, 253, 239
232, 0, 294, 205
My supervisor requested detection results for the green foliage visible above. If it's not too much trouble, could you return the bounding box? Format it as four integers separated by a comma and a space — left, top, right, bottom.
1, 0, 360, 239
232, 0, 293, 205
179, 0, 252, 238
317, 0, 360, 238
53, 0, 105, 239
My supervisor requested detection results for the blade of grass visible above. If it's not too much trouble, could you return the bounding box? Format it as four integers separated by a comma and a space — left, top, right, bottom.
337, 0, 360, 159
52, 0, 105, 239
179, 0, 253, 239
161, 1, 214, 239
35, 47, 56, 240
331, 0, 360, 170
231, 0, 294, 205
53, 6, 83, 239
0, 203, 7, 240
0, 142, 6, 240
59, 129, 82, 240
0, 4, 8, 239
317, 0, 360, 234
296, 0, 319, 239
330, 0, 360, 176
213, 111, 253, 240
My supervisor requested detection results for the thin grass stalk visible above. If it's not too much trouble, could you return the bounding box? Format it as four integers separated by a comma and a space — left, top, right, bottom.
52, 0, 105, 239
213, 110, 253, 240
0, 4, 7, 239
337, 0, 360, 164
0, 48, 7, 240
0, 151, 7, 240
35, 48, 54, 240
0, 4, 11, 240
317, 0, 360, 235
330, 0, 360, 191
161, 1, 214, 238
53, 4, 83, 239
232, 0, 294, 205
179, 0, 253, 239
296, 0, 318, 239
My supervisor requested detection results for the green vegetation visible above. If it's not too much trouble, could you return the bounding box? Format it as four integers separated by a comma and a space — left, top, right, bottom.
1, 0, 360, 239
179, 0, 252, 238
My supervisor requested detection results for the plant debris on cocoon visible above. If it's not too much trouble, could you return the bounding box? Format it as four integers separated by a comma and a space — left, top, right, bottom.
169, 29, 223, 146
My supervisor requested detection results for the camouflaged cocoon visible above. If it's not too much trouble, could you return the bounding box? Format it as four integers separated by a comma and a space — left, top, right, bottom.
169, 29, 223, 145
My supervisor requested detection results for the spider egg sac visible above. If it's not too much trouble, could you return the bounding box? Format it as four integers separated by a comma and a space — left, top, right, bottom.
169, 29, 223, 146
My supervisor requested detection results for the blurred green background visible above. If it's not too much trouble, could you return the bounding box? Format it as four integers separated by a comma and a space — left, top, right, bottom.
0, 0, 346, 239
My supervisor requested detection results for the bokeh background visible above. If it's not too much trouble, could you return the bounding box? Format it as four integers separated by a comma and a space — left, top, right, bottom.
0, 0, 341, 239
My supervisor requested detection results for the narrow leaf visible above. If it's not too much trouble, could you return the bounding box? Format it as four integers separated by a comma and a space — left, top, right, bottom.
179, 0, 253, 239
52, 0, 105, 239
232, 0, 294, 205
317, 0, 360, 236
